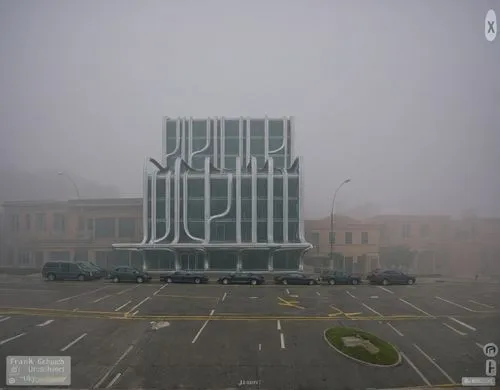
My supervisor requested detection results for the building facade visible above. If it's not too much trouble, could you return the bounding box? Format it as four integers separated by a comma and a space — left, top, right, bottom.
304, 215, 381, 274
113, 116, 312, 272
1, 198, 143, 269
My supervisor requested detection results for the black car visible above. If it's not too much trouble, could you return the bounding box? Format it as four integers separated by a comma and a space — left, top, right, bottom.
367, 269, 416, 286
42, 261, 93, 281
217, 272, 265, 285
108, 266, 152, 283
321, 270, 362, 285
274, 272, 319, 285
76, 261, 106, 279
159, 271, 209, 284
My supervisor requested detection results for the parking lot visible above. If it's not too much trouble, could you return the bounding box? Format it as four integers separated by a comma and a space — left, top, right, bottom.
0, 277, 499, 390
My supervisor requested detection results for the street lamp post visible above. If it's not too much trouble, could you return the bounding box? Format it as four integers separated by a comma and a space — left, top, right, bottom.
58, 172, 81, 199
329, 179, 351, 271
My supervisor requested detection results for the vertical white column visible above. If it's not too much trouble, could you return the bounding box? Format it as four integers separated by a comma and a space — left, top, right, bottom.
180, 118, 186, 161
298, 156, 306, 242
246, 118, 251, 167
220, 117, 225, 169
283, 169, 289, 243
213, 118, 218, 168
236, 156, 242, 243
141, 157, 149, 244
162, 117, 167, 166
238, 117, 243, 164
150, 170, 157, 243
264, 116, 269, 162
267, 158, 274, 243
204, 252, 209, 271
290, 116, 295, 163
204, 157, 211, 243
283, 117, 288, 169
251, 156, 257, 243
188, 117, 193, 166
173, 158, 181, 243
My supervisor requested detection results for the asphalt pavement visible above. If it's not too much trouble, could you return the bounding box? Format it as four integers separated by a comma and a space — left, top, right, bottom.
0, 277, 499, 390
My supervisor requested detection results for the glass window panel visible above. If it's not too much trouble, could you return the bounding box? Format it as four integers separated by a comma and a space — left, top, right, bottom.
241, 178, 252, 198
95, 218, 115, 238
241, 199, 252, 219
210, 251, 238, 270
211, 178, 228, 199
257, 199, 267, 220
273, 222, 284, 242
269, 136, 283, 151
187, 199, 204, 220
274, 200, 283, 218
241, 252, 268, 270
273, 177, 283, 196
131, 251, 143, 270
211, 199, 227, 216
257, 222, 267, 242
187, 221, 204, 237
192, 120, 207, 139
225, 138, 239, 155
188, 178, 204, 198
288, 200, 299, 219
250, 119, 265, 137
166, 121, 177, 139
268, 120, 283, 138
224, 156, 236, 170
272, 155, 285, 169
192, 137, 206, 150
288, 222, 299, 242
241, 221, 252, 242
118, 218, 135, 238
225, 120, 240, 138
257, 178, 267, 198
250, 139, 264, 155
273, 252, 299, 270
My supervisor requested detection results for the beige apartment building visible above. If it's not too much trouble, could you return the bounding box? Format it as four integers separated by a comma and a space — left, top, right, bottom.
1, 198, 143, 269
304, 215, 381, 274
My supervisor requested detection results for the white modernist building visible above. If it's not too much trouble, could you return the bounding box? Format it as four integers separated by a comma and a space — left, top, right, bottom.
113, 116, 312, 272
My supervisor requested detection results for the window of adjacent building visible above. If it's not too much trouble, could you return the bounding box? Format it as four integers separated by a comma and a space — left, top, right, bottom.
345, 232, 353, 244
10, 215, 19, 232
312, 232, 320, 254
361, 232, 369, 244
78, 216, 85, 231
18, 251, 31, 266
257, 178, 267, 198
94, 218, 115, 238
87, 218, 94, 231
118, 218, 136, 238
273, 199, 283, 219
25, 214, 31, 231
420, 224, 429, 238
214, 222, 225, 241
35, 213, 46, 231
53, 213, 65, 232
329, 231, 335, 244
402, 224, 411, 238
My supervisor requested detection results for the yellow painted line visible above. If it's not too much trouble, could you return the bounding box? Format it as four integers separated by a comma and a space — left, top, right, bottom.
345, 312, 362, 316
277, 297, 305, 310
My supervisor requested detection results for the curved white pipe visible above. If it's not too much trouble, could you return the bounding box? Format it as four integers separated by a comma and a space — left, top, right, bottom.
182, 172, 204, 242
283, 167, 289, 244
251, 156, 257, 243
207, 173, 233, 241
268, 118, 286, 154
172, 158, 182, 244
298, 156, 306, 242
153, 171, 172, 243
236, 156, 242, 243
204, 157, 211, 243
191, 119, 211, 161
264, 116, 269, 162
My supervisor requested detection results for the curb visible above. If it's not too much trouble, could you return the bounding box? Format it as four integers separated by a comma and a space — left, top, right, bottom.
323, 328, 402, 368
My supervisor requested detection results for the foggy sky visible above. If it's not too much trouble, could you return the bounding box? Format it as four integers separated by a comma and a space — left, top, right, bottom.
1, 0, 499, 218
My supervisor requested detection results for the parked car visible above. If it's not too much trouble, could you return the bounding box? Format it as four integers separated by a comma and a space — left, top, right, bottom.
76, 261, 106, 279
320, 270, 362, 285
42, 261, 94, 281
217, 272, 265, 285
107, 266, 151, 283
159, 271, 209, 284
273, 272, 319, 285
367, 269, 416, 285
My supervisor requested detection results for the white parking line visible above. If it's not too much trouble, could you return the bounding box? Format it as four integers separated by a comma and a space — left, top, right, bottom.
116, 287, 135, 295
448, 317, 476, 331
0, 316, 11, 323
36, 320, 54, 327
56, 286, 109, 302
476, 342, 484, 350
346, 291, 357, 299
128, 297, 150, 313
277, 320, 282, 331
377, 286, 394, 294
106, 373, 122, 388
114, 301, 132, 312
413, 344, 456, 384
93, 295, 111, 303
258, 343, 262, 351
153, 284, 168, 296
435, 296, 475, 312
316, 291, 321, 296
222, 292, 228, 302
387, 323, 404, 336
399, 298, 434, 317
401, 352, 431, 386
60, 333, 87, 352
0, 333, 26, 346
468, 299, 494, 309
280, 333, 286, 349
131, 311, 139, 316
362, 303, 383, 316
442, 323, 466, 336
191, 309, 215, 344
285, 289, 290, 295
93, 345, 134, 389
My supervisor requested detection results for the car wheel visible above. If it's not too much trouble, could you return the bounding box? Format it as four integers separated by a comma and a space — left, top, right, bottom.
194, 278, 201, 284
382, 279, 389, 286
282, 279, 288, 285
407, 279, 414, 285
77, 274, 85, 282
47, 273, 56, 281
222, 278, 229, 285
112, 276, 120, 283
309, 280, 314, 285
251, 279, 257, 285
328, 279, 336, 285
166, 277, 173, 284
136, 276, 144, 284
351, 279, 359, 285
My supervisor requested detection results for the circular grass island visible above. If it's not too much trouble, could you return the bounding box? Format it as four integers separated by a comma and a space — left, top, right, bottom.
324, 327, 401, 367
